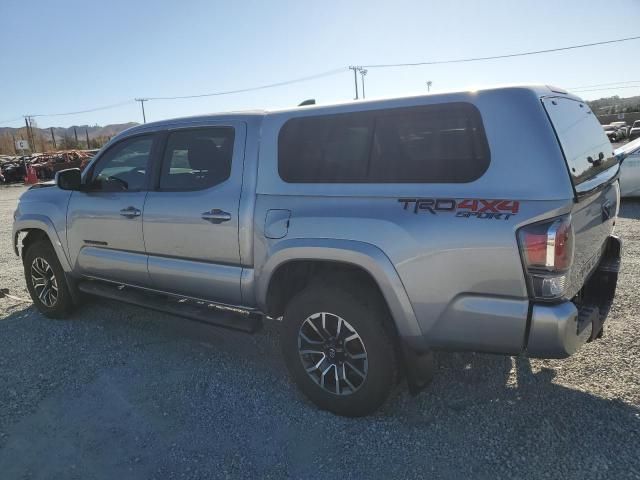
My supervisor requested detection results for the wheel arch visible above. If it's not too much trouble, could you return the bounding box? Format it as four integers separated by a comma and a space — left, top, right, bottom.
257, 238, 422, 341
13, 215, 72, 272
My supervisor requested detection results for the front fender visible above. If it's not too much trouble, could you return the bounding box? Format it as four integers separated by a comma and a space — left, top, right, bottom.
13, 214, 72, 272
256, 238, 423, 343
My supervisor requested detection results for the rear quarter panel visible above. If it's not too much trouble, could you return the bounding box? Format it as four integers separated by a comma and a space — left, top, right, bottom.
254, 88, 575, 349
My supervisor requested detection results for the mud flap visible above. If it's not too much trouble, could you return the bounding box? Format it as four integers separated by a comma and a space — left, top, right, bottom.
64, 272, 84, 306
401, 344, 435, 395
581, 235, 621, 341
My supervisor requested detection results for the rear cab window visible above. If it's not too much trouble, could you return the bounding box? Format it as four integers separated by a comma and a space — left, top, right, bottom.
542, 96, 618, 188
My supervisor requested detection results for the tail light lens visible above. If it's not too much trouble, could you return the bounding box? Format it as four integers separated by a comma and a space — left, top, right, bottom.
517, 215, 574, 299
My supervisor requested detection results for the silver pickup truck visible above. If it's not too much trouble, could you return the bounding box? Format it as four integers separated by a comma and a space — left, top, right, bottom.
13, 85, 621, 416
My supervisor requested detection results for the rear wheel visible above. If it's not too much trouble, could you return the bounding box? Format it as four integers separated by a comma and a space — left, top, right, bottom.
24, 240, 75, 318
281, 284, 397, 416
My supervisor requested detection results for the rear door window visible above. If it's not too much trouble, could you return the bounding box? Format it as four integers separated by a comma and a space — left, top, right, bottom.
159, 127, 235, 191
278, 103, 490, 183
542, 97, 617, 186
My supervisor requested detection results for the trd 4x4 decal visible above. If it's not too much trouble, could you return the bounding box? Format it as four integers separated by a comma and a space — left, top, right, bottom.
398, 198, 520, 220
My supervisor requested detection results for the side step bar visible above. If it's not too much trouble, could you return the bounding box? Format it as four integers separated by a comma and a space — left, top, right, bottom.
78, 280, 262, 333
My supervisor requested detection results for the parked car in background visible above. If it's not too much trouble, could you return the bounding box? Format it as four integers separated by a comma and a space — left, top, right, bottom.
616, 137, 640, 197
628, 120, 640, 141
604, 125, 619, 142
0, 159, 26, 183
0, 150, 97, 184
610, 121, 629, 138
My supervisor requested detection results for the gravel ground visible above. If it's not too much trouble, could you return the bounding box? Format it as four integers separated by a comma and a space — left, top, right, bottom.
0, 185, 639, 480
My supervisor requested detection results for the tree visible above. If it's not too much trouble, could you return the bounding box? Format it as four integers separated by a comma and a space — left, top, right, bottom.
87, 135, 110, 149
0, 133, 15, 155
59, 135, 80, 150
27, 119, 51, 152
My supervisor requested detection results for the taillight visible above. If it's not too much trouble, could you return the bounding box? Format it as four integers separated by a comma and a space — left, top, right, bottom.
517, 215, 574, 299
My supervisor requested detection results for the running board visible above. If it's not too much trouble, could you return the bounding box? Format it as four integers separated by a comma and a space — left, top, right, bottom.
77, 280, 262, 333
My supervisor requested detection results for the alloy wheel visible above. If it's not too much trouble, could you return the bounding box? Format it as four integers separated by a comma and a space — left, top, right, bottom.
298, 312, 368, 396
30, 257, 58, 308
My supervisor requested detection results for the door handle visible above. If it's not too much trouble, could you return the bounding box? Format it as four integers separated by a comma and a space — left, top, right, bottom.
201, 209, 232, 224
119, 206, 141, 218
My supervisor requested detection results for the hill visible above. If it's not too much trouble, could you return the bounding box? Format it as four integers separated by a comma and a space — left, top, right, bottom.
0, 123, 138, 154
586, 95, 640, 115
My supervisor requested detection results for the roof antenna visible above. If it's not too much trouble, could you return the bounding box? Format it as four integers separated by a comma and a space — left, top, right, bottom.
298, 99, 316, 107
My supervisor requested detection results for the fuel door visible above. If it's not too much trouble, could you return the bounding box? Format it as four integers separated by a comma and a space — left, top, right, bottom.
264, 209, 291, 239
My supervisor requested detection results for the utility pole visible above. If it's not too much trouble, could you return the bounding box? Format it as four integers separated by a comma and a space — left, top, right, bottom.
29, 116, 39, 153
23, 118, 30, 151
74, 127, 79, 147
85, 129, 90, 149
358, 68, 368, 99
426, 80, 432, 92
50, 127, 56, 150
24, 117, 34, 153
348, 66, 359, 100
135, 98, 148, 123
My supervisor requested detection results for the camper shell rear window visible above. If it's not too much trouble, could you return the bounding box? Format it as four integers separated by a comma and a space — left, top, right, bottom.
542, 97, 618, 186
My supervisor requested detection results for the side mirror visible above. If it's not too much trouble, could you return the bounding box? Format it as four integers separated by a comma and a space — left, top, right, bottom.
55, 168, 82, 191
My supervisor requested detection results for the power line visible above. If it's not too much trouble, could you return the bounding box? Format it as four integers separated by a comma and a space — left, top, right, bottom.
3, 34, 640, 122
571, 85, 640, 93
0, 116, 26, 124
146, 67, 346, 101
361, 35, 640, 68
569, 80, 640, 89
1, 68, 345, 123
27, 100, 134, 118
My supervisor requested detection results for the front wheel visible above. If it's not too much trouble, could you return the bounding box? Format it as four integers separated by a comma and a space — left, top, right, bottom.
23, 240, 75, 318
281, 285, 397, 416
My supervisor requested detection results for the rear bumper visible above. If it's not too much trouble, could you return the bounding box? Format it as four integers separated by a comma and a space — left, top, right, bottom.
526, 235, 621, 358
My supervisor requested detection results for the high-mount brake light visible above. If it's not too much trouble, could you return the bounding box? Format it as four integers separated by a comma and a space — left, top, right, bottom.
517, 215, 574, 299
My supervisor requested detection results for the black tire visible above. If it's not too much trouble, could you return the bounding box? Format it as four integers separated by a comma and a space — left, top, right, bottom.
23, 240, 75, 318
281, 284, 397, 416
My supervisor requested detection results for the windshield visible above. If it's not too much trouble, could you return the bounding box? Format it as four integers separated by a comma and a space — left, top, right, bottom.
543, 97, 618, 186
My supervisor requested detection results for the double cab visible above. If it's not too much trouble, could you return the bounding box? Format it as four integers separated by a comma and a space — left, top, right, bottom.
13, 85, 621, 416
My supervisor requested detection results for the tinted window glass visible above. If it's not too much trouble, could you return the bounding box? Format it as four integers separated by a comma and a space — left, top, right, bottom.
91, 136, 153, 191
543, 97, 617, 185
278, 103, 490, 183
159, 127, 235, 191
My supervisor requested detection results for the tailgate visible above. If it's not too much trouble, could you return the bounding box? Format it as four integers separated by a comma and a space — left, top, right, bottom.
542, 96, 619, 296
568, 183, 618, 296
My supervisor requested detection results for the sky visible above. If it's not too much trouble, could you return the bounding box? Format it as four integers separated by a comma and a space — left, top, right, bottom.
1, 0, 639, 128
